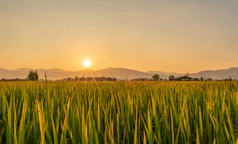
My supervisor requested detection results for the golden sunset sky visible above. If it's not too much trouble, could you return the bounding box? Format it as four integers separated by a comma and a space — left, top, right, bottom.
0, 0, 237, 73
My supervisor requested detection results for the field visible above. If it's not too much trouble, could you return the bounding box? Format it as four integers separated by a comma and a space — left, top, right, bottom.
0, 81, 238, 144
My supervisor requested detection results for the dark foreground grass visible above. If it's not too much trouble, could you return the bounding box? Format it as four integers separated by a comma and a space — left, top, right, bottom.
0, 81, 238, 144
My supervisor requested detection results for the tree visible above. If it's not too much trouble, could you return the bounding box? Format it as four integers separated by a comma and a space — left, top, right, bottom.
183, 73, 192, 81
152, 74, 160, 81
28, 70, 39, 81
206, 78, 212, 81
168, 75, 175, 81
200, 77, 204, 81
176, 73, 192, 81
193, 78, 200, 81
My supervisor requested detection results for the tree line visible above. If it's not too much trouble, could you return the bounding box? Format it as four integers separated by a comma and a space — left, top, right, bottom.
0, 70, 234, 81
151, 73, 233, 81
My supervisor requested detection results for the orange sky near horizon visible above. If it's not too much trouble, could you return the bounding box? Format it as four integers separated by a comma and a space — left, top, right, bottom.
0, 0, 237, 73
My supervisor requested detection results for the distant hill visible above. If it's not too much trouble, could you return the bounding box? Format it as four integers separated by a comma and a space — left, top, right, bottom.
190, 67, 238, 80
98, 68, 154, 79
0, 68, 30, 79
0, 67, 238, 80
0, 67, 154, 80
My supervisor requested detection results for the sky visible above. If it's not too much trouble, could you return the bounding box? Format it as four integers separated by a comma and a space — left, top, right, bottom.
0, 0, 237, 73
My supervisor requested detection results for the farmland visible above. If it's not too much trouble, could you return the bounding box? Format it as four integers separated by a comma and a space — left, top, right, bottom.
0, 81, 238, 144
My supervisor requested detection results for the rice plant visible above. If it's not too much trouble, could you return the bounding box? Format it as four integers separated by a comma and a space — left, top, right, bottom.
0, 81, 238, 143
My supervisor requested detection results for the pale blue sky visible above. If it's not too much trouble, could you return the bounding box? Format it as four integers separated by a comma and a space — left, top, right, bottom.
0, 0, 237, 72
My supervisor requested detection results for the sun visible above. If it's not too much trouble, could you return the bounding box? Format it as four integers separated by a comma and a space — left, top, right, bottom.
83, 60, 91, 67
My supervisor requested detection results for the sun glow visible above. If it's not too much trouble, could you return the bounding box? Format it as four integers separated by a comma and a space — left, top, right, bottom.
83, 60, 91, 67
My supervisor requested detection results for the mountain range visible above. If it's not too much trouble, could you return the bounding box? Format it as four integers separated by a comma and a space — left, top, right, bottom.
0, 67, 237, 80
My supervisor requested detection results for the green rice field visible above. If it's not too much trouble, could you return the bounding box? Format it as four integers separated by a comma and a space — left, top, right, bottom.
0, 81, 238, 144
